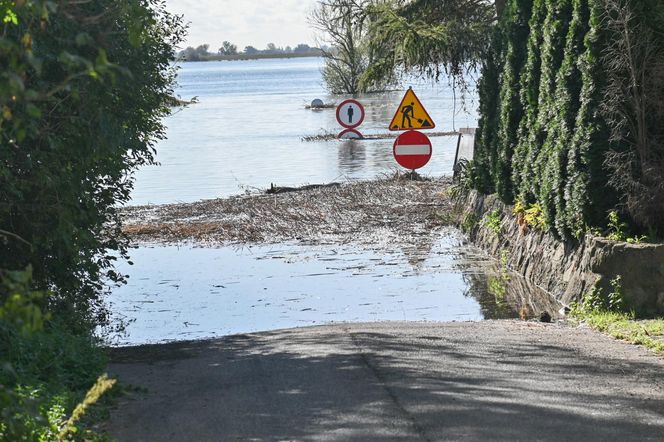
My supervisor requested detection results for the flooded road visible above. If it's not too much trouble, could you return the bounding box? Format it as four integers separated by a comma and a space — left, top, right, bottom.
106, 231, 560, 346
109, 59, 559, 346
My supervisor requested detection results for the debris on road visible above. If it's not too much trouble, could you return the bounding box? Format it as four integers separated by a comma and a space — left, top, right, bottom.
121, 177, 454, 246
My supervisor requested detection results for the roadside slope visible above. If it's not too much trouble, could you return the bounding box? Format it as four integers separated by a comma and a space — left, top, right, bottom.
107, 321, 664, 441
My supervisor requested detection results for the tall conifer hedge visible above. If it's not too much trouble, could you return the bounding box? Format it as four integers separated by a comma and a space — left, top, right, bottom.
474, 0, 663, 238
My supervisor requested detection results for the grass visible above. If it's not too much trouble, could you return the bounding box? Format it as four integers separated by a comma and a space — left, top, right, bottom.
0, 315, 114, 441
571, 309, 664, 355
571, 278, 664, 356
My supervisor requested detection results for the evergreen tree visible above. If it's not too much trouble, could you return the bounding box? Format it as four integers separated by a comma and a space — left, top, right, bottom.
494, 0, 533, 203
512, 0, 546, 201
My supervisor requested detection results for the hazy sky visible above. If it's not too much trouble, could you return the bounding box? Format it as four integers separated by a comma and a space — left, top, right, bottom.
166, 0, 319, 50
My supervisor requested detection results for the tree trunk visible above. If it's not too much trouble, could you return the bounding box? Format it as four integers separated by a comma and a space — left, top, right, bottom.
495, 0, 506, 17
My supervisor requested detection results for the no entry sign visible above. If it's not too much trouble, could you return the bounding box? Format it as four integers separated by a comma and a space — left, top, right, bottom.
393, 130, 432, 170
336, 99, 365, 129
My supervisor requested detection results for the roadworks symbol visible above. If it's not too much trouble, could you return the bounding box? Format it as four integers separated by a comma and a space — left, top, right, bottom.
388, 88, 436, 131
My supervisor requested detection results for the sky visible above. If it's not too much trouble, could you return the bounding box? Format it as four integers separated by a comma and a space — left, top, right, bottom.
166, 0, 320, 50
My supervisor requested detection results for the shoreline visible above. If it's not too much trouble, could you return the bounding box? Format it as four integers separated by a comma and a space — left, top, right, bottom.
180, 52, 322, 62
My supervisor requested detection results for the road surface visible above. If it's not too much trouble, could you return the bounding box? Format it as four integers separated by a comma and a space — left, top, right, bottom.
107, 321, 664, 441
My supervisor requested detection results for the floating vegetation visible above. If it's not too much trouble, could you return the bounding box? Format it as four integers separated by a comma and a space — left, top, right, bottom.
301, 131, 459, 142
305, 103, 336, 109
121, 177, 454, 246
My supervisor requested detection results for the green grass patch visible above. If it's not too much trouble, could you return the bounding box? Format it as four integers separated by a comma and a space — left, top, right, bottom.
1, 269, 114, 441
1, 320, 114, 441
482, 209, 503, 235
571, 277, 664, 356
571, 309, 664, 355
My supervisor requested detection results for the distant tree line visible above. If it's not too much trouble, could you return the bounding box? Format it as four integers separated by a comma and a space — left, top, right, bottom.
179, 42, 322, 61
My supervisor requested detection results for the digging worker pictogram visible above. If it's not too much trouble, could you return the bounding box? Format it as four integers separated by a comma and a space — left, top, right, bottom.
401, 102, 415, 128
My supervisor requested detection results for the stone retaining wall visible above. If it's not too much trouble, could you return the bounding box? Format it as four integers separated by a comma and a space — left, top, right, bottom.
459, 191, 664, 315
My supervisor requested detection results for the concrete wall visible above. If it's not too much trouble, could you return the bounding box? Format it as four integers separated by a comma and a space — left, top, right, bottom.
459, 191, 664, 315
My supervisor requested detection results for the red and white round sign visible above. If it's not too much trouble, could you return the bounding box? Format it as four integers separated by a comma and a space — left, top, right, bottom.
338, 128, 363, 140
336, 99, 365, 129
393, 130, 432, 170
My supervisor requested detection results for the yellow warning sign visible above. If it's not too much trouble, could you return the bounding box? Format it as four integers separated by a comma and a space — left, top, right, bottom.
388, 88, 436, 131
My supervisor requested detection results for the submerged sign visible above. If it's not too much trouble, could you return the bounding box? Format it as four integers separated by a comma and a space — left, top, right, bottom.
388, 88, 435, 131
336, 99, 365, 129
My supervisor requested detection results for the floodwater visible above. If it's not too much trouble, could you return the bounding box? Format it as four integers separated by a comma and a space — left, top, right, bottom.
130, 57, 478, 205
107, 58, 559, 346
107, 231, 560, 346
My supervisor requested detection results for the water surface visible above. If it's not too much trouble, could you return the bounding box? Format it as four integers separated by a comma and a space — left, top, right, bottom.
107, 58, 557, 347
130, 58, 478, 205
107, 232, 559, 346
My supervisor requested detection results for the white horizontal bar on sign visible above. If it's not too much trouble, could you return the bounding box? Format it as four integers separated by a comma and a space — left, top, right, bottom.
395, 144, 431, 155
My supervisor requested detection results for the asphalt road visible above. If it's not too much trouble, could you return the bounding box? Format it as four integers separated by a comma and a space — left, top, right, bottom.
107, 321, 664, 441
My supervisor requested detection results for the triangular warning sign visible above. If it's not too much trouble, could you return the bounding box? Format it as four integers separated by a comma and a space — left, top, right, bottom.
388, 88, 436, 131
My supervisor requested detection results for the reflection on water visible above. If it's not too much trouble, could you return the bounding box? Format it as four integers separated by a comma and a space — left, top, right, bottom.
106, 231, 560, 346
455, 250, 564, 321
337, 140, 367, 175
130, 58, 477, 205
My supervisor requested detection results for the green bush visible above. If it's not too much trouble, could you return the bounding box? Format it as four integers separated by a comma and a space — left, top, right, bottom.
474, 27, 502, 195
482, 209, 503, 235
562, 0, 615, 237
529, 0, 573, 229
1, 269, 109, 441
513, 200, 548, 231
512, 0, 546, 200
540, 0, 588, 237
0, 0, 186, 331
1, 1, 185, 439
572, 275, 628, 316
494, 0, 532, 203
